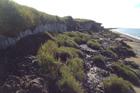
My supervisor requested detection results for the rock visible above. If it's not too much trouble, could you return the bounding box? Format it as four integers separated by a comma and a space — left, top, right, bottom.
0, 62, 8, 81
27, 78, 48, 93
64, 16, 78, 31
16, 56, 40, 76
76, 19, 103, 31
84, 67, 105, 93
0, 75, 48, 93
0, 75, 21, 93
80, 44, 98, 55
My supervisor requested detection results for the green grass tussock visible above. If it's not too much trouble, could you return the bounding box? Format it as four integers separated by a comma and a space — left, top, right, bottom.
68, 58, 84, 81
58, 65, 84, 93
64, 32, 91, 44
112, 62, 140, 86
55, 46, 82, 62
92, 55, 106, 69
87, 39, 101, 50
37, 38, 85, 93
103, 76, 135, 93
37, 40, 60, 78
55, 34, 78, 47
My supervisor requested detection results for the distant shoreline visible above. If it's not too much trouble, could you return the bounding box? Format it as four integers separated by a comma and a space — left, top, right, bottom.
111, 29, 140, 41
111, 29, 140, 56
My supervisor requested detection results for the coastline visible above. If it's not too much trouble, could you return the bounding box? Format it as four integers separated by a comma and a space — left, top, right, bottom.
112, 30, 140, 64
112, 30, 140, 93
111, 30, 140, 42
120, 32, 140, 63
111, 29, 140, 40
113, 30, 140, 56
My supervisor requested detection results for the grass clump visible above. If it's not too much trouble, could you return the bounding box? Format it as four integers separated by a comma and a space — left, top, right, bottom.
68, 58, 84, 81
101, 48, 118, 59
112, 62, 140, 86
58, 65, 84, 93
65, 32, 91, 44
55, 34, 78, 47
87, 39, 101, 50
103, 76, 135, 93
37, 40, 58, 58
37, 40, 85, 93
92, 55, 106, 69
37, 40, 59, 74
110, 46, 136, 58
55, 47, 82, 62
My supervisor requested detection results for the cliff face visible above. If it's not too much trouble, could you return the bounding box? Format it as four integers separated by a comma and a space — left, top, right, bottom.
63, 16, 103, 31
0, 0, 104, 49
0, 23, 67, 49
0, 17, 103, 50
78, 21, 103, 31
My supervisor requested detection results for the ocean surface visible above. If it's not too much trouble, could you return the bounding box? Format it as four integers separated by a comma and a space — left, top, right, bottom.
112, 28, 140, 40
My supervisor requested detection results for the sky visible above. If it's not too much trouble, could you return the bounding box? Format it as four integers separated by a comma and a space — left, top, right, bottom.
13, 0, 140, 28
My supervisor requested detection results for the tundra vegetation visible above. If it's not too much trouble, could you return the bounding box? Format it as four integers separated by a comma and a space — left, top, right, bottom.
0, 0, 139, 93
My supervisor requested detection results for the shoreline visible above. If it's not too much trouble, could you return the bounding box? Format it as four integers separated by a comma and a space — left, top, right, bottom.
112, 30, 140, 93
113, 30, 140, 56
111, 29, 140, 42
112, 30, 140, 66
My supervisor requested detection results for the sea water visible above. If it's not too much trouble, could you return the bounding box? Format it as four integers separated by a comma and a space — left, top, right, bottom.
112, 28, 140, 40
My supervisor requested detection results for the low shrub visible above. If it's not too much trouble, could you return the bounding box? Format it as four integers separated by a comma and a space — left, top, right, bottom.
37, 40, 84, 93
55, 47, 82, 62
103, 76, 135, 93
58, 65, 84, 93
64, 32, 91, 44
111, 46, 136, 58
37, 40, 60, 78
112, 62, 140, 86
92, 55, 106, 69
101, 48, 118, 59
37, 40, 58, 57
68, 58, 84, 81
87, 39, 101, 50
55, 34, 78, 47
